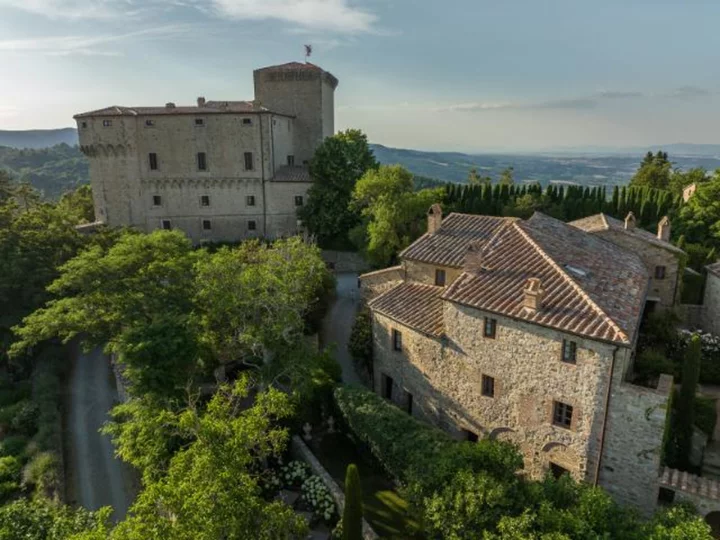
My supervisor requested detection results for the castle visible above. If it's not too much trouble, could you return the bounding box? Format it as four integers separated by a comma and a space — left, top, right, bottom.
74, 62, 338, 242
360, 206, 720, 517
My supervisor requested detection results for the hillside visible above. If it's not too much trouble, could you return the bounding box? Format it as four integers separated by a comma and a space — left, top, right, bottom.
0, 144, 88, 198
0, 128, 78, 149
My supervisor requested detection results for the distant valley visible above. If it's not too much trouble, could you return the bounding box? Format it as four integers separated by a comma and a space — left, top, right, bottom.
1, 128, 720, 197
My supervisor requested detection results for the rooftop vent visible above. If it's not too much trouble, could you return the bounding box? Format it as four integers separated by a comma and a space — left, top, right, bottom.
624, 212, 636, 230
657, 216, 671, 242
523, 278, 545, 313
427, 204, 443, 234
165, 102, 176, 109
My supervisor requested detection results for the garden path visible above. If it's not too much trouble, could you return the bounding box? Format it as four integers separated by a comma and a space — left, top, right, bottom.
321, 272, 362, 385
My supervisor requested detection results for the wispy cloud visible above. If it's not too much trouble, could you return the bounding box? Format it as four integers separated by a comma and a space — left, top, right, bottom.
0, 25, 191, 56
669, 86, 711, 99
0, 0, 379, 33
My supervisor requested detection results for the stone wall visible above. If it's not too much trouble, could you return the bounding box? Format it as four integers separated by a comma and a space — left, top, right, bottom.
595, 229, 682, 309
704, 273, 720, 336
291, 436, 378, 540
659, 467, 720, 516
403, 260, 461, 287
359, 266, 404, 300
598, 373, 672, 516
372, 304, 628, 483
321, 251, 370, 273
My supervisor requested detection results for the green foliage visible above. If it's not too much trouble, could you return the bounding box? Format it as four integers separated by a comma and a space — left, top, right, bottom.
669, 167, 709, 196
22, 452, 58, 496
0, 497, 109, 540
351, 165, 444, 267
348, 307, 373, 380
634, 348, 675, 386
11, 401, 39, 436
342, 464, 363, 540
694, 395, 717, 439
675, 335, 702, 469
0, 436, 27, 459
299, 129, 379, 249
676, 172, 720, 248
630, 151, 672, 190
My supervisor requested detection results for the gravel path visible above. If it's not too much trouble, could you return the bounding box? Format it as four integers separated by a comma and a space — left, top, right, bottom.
65, 346, 138, 520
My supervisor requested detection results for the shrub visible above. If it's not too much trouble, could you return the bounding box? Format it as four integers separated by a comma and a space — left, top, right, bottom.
280, 460, 311, 489
11, 401, 39, 436
301, 475, 336, 523
675, 330, 720, 385
0, 435, 28, 459
0, 381, 31, 408
0, 456, 22, 482
348, 308, 373, 380
634, 348, 675, 385
694, 396, 717, 439
22, 452, 59, 496
342, 464, 363, 540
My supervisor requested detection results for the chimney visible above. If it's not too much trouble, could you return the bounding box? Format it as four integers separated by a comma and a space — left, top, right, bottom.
464, 241, 488, 274
165, 102, 176, 109
657, 216, 671, 242
624, 212, 636, 230
523, 278, 545, 313
427, 204, 443, 234
197, 97, 206, 107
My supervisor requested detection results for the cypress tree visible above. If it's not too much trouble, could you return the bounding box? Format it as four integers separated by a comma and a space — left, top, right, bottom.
342, 464, 363, 540
676, 335, 701, 470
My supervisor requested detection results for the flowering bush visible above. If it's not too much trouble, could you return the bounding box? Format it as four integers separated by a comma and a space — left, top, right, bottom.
259, 468, 282, 495
280, 460, 311, 488
301, 475, 336, 522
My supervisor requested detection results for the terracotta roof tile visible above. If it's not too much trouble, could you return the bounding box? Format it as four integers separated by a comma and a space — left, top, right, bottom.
441, 212, 648, 345
369, 282, 444, 337
570, 213, 684, 255
74, 101, 290, 119
400, 213, 516, 268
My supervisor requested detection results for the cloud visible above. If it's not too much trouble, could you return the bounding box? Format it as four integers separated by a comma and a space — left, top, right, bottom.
597, 90, 644, 99
0, 25, 190, 56
436, 98, 597, 113
668, 86, 711, 99
0, 0, 379, 32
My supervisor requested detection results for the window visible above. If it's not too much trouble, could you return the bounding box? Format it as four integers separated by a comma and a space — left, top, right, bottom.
294, 195, 304, 207
406, 391, 413, 415
392, 329, 402, 352
102, 120, 112, 127
435, 268, 446, 286
145, 119, 155, 127
287, 155, 295, 166
382, 374, 394, 400
483, 317, 497, 339
481, 375, 495, 398
202, 219, 212, 231
655, 266, 667, 279
152, 195, 162, 207
161, 219, 171, 230
244, 152, 254, 171
464, 430, 479, 443
197, 152, 207, 171
81, 121, 87, 129
246, 195, 256, 207
553, 401, 573, 429
242, 118, 253, 126
247, 220, 257, 231
200, 195, 210, 207
550, 462, 569, 479
561, 339, 577, 364
149, 153, 158, 171
195, 118, 205, 126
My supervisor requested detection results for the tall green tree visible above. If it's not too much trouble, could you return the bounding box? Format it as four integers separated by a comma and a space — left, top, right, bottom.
298, 129, 378, 249
630, 151, 672, 190
676, 335, 702, 470
499, 166, 514, 186
676, 172, 720, 248
342, 464, 363, 540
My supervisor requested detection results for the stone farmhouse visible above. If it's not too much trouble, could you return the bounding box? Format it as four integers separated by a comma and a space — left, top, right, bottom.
360, 206, 706, 516
74, 62, 337, 243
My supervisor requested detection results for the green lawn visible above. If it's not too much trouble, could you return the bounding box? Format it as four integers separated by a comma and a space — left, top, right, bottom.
310, 432, 423, 538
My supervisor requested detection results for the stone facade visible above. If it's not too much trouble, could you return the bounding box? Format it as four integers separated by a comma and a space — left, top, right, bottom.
75, 62, 337, 243
703, 270, 720, 336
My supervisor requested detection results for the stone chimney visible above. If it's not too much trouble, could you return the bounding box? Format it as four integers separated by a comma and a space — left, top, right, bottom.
427, 204, 443, 234
624, 212, 636, 230
197, 97, 206, 107
523, 278, 545, 313
657, 216, 671, 242
165, 102, 176, 109
464, 241, 487, 274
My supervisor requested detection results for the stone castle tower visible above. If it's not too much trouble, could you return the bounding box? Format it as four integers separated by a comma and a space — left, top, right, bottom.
75, 62, 338, 242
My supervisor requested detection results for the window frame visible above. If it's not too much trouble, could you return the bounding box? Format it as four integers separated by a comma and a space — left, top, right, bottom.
481, 374, 495, 398
247, 220, 257, 231
81, 121, 88, 129
102, 120, 112, 127
382, 373, 394, 400
244, 152, 254, 171
246, 195, 256, 207
197, 152, 207, 171
152, 195, 162, 207
149, 152, 158, 171
242, 118, 253, 126
655, 265, 667, 280
435, 268, 446, 287
202, 219, 212, 231
464, 430, 479, 443
561, 339, 577, 364
161, 219, 172, 231
483, 317, 497, 339
392, 329, 403, 352
287, 155, 295, 166
552, 401, 573, 430
200, 195, 210, 207
145, 119, 155, 127
194, 118, 205, 127
294, 195, 304, 207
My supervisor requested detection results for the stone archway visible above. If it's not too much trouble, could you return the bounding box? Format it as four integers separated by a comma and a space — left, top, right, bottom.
540, 442, 581, 480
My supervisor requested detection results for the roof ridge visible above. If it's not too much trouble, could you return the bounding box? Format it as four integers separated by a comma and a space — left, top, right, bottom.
600, 213, 610, 230
512, 222, 629, 343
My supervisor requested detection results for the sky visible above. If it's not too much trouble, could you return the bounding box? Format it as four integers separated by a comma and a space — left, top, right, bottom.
2, 0, 720, 152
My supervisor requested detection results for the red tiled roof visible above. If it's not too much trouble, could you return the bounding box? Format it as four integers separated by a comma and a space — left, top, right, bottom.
369, 282, 444, 337
74, 101, 291, 119
441, 213, 648, 345
400, 213, 516, 268
569, 213, 684, 255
